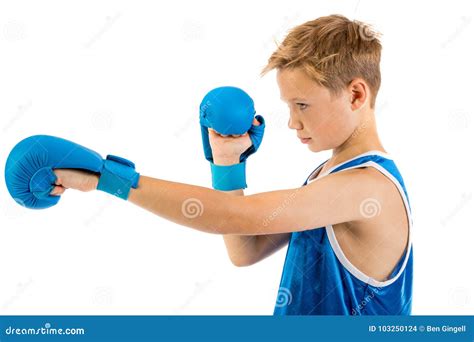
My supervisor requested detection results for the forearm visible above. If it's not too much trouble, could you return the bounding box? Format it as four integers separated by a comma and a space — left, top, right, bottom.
127, 175, 245, 235
219, 188, 289, 267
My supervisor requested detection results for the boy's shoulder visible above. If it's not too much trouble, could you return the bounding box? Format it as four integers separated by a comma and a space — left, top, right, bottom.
308, 164, 405, 222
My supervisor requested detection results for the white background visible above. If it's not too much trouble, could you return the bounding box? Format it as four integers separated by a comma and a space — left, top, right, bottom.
0, 0, 473, 315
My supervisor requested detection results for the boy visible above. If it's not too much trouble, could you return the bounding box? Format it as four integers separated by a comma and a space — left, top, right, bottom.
51, 14, 413, 315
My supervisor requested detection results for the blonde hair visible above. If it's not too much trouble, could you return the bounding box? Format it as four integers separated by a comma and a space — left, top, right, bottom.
262, 14, 382, 108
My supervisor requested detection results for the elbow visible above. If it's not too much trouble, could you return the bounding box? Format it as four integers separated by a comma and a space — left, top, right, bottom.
229, 255, 257, 267
230, 258, 248, 267
230, 259, 252, 267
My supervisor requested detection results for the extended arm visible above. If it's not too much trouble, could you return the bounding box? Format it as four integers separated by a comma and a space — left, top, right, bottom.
124, 167, 384, 235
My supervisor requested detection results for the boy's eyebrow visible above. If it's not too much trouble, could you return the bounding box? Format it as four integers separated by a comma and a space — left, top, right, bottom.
280, 96, 308, 102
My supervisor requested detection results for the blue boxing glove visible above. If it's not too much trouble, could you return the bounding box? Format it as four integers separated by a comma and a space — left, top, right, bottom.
199, 86, 265, 191
4, 135, 140, 209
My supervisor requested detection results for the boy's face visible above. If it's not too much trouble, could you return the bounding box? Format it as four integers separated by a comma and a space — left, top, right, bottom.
277, 67, 358, 152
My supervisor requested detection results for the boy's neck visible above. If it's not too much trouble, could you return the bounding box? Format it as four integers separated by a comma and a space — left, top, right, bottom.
328, 109, 385, 169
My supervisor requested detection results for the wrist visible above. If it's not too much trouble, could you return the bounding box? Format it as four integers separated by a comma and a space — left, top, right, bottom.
213, 156, 240, 166
91, 174, 99, 190
96, 155, 140, 199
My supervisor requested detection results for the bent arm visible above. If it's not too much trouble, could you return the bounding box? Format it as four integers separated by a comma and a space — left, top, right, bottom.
220, 188, 291, 267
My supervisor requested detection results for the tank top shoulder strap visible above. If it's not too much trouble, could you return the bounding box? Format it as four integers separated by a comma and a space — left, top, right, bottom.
327, 151, 412, 213
322, 150, 413, 288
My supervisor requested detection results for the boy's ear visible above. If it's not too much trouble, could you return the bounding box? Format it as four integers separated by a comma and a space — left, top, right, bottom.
349, 78, 369, 110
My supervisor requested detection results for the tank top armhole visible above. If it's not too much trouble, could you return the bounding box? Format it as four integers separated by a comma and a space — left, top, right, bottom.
325, 160, 413, 288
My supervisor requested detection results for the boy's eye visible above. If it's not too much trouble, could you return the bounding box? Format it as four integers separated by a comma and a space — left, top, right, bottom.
297, 103, 308, 110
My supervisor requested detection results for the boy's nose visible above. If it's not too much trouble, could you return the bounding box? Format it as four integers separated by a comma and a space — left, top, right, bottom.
288, 117, 303, 130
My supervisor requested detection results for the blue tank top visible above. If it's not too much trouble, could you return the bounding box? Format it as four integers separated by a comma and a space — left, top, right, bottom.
273, 151, 413, 315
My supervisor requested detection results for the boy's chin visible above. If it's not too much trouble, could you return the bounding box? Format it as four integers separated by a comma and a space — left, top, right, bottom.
308, 145, 323, 153
306, 141, 323, 152
307, 141, 332, 153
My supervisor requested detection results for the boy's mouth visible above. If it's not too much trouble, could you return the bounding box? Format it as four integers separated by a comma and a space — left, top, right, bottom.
299, 137, 312, 144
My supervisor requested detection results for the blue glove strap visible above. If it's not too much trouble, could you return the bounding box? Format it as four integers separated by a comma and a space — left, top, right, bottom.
240, 114, 266, 162
211, 162, 247, 191
97, 155, 140, 200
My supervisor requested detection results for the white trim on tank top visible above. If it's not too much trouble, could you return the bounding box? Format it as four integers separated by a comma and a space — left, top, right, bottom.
306, 150, 393, 183
306, 151, 412, 288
